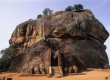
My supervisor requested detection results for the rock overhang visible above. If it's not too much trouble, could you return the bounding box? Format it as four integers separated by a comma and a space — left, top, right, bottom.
8, 9, 109, 72
10, 9, 109, 45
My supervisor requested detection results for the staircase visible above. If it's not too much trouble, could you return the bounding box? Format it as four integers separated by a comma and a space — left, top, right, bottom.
52, 66, 63, 77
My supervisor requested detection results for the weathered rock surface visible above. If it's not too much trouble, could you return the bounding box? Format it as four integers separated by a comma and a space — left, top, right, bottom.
9, 9, 109, 74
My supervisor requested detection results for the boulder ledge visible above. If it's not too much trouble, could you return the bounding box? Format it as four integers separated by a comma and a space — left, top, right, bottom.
9, 9, 109, 74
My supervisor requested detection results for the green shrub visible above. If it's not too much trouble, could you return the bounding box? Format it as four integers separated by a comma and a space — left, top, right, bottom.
65, 6, 73, 11
104, 64, 110, 69
74, 4, 83, 11
0, 59, 11, 71
37, 14, 42, 18
43, 8, 53, 15
0, 43, 19, 71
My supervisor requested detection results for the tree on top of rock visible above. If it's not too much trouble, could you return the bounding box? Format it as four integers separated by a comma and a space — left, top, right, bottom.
65, 6, 74, 11
43, 8, 53, 15
37, 14, 42, 19
74, 4, 83, 11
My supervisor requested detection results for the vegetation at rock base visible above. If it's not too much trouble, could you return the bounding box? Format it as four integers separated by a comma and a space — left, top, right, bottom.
65, 6, 74, 11
0, 43, 19, 71
104, 64, 110, 69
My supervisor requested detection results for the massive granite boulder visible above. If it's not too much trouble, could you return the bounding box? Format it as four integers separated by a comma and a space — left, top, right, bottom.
9, 9, 109, 74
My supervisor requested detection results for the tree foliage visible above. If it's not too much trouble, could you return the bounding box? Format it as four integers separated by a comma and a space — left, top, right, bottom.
0, 43, 19, 71
74, 4, 83, 11
104, 64, 110, 69
43, 8, 53, 15
37, 14, 42, 18
65, 6, 74, 11
0, 59, 11, 71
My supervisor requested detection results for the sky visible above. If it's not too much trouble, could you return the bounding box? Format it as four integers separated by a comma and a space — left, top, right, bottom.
0, 0, 110, 63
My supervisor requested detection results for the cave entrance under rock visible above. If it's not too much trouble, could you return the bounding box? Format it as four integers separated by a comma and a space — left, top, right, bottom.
50, 50, 63, 66
49, 50, 63, 76
50, 50, 63, 67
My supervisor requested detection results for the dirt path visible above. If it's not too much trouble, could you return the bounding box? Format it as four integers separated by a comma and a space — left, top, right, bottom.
0, 69, 110, 80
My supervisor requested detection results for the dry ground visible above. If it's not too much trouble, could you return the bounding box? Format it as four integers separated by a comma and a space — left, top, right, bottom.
0, 69, 110, 80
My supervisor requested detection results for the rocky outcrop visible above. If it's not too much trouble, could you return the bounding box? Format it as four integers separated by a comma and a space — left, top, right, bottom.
9, 9, 109, 74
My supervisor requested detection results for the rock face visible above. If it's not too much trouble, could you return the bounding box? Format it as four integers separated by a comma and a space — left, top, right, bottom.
9, 10, 109, 74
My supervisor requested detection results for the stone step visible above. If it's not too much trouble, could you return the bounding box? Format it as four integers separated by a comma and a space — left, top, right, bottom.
52, 66, 63, 76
